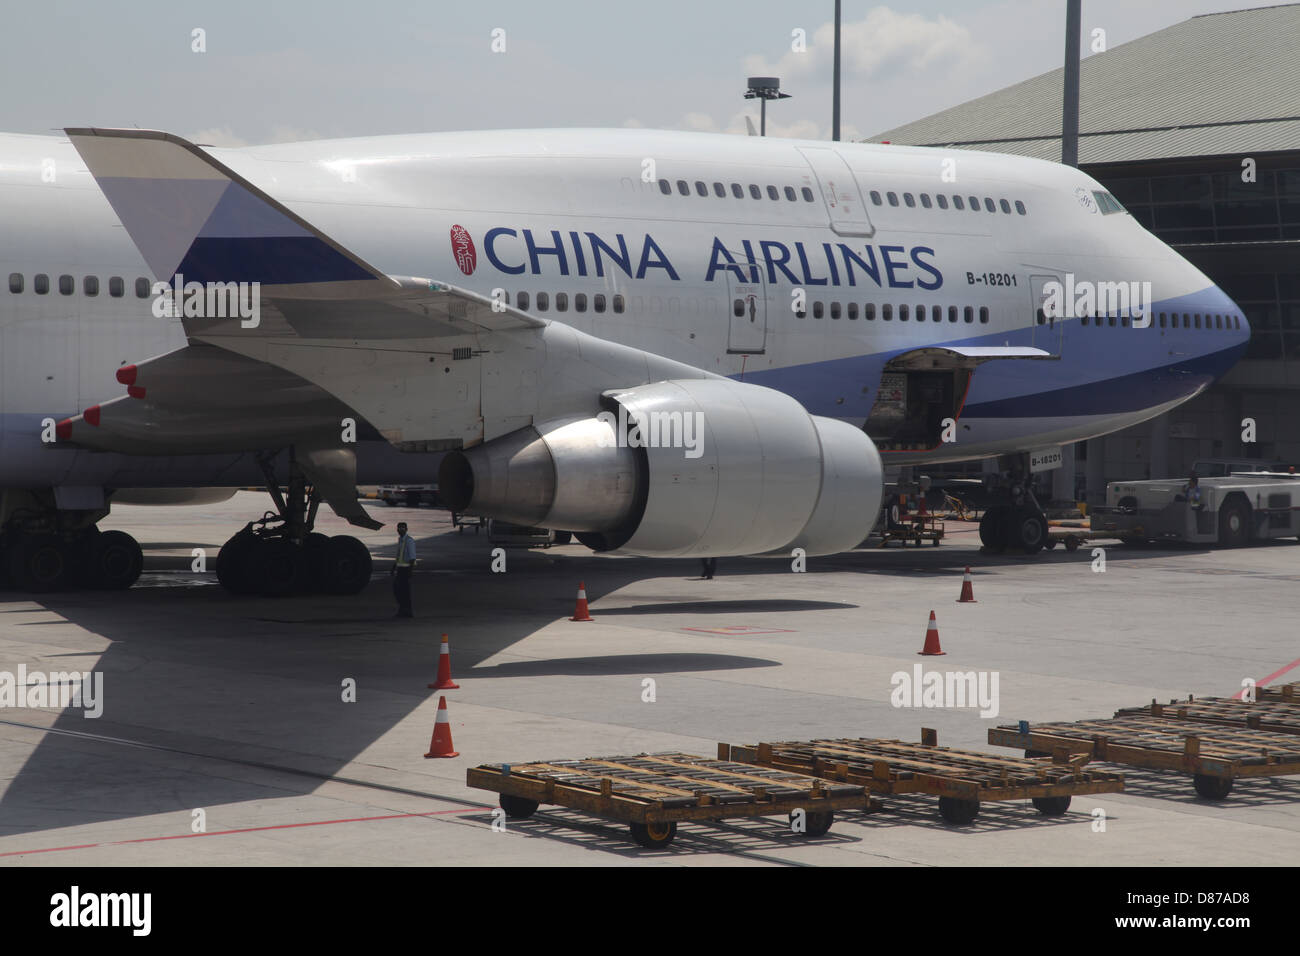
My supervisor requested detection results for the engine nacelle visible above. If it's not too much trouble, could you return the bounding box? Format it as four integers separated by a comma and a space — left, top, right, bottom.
438, 379, 883, 557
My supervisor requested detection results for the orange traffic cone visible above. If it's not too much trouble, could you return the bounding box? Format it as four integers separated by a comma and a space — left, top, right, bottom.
428, 633, 460, 690
956, 567, 977, 603
918, 610, 946, 656
424, 696, 459, 758
570, 581, 593, 621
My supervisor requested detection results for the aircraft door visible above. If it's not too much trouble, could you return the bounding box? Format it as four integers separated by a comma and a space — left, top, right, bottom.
1029, 273, 1064, 356
725, 251, 767, 354
797, 147, 874, 237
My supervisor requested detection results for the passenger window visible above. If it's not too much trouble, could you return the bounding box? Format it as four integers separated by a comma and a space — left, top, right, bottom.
784, 186, 797, 201
766, 185, 779, 200
882, 304, 893, 321
676, 180, 689, 195
920, 194, 932, 209
109, 276, 124, 297
847, 302, 858, 319
948, 306, 958, 322
1015, 200, 1027, 215
999, 199, 1011, 214
594, 294, 606, 313
801, 187, 814, 202
8, 273, 21, 293
517, 291, 530, 310
899, 304, 909, 321
931, 305, 941, 322
1036, 308, 1047, 326
58, 274, 73, 295
953, 195, 965, 210
613, 294, 625, 313
830, 301, 841, 319
734, 299, 745, 317
971, 196, 983, 212
979, 307, 989, 323
84, 276, 99, 296
813, 301, 824, 319
731, 183, 743, 198
555, 292, 568, 312
713, 182, 725, 197
1081, 315, 1089, 326
35, 274, 49, 294
984, 198, 996, 213
749, 184, 762, 199
575, 293, 587, 312
904, 193, 915, 207
535, 293, 549, 312
1121, 314, 1129, 327
1108, 314, 1116, 326
937, 194, 949, 209
1215, 314, 1223, 328
1158, 312, 1166, 327
1194, 314, 1201, 328
963, 306, 973, 323
659, 179, 671, 195
694, 181, 708, 197
887, 192, 899, 206
870, 190, 883, 205
864, 303, 876, 320
136, 277, 151, 298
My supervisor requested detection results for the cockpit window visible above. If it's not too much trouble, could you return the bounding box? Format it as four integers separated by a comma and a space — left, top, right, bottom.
1092, 190, 1127, 215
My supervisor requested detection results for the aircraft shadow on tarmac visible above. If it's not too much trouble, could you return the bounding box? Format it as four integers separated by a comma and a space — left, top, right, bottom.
1, 525, 1275, 843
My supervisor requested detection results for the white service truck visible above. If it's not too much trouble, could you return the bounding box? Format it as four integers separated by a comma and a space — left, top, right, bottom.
1090, 473, 1300, 546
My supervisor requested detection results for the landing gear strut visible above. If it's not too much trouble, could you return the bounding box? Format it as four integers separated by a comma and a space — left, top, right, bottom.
215, 450, 372, 597
979, 457, 1049, 555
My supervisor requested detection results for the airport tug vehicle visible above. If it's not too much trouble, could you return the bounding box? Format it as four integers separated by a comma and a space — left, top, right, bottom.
1089, 472, 1300, 546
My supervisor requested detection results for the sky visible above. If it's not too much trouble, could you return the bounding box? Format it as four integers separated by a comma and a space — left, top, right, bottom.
0, 0, 1274, 146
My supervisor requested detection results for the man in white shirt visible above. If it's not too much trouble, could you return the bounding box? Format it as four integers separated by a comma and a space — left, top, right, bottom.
391, 522, 417, 617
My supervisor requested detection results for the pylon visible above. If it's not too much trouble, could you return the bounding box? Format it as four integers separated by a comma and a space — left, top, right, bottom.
424, 696, 459, 758
956, 567, 977, 603
428, 633, 460, 689
918, 610, 946, 656
570, 581, 593, 621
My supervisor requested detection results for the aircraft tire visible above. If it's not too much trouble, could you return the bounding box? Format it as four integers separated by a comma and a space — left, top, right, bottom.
10, 534, 70, 592
302, 533, 332, 592
89, 530, 142, 590
324, 535, 372, 595
216, 529, 259, 594
255, 537, 302, 597
979, 506, 1007, 552
1010, 509, 1048, 554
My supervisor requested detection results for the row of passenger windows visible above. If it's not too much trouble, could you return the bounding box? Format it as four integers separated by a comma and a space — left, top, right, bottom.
507, 290, 625, 314
753, 299, 991, 324
870, 190, 1027, 215
9, 273, 153, 298
1066, 311, 1242, 330
660, 178, 817, 203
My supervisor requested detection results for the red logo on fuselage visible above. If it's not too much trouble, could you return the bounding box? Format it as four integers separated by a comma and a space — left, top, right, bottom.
450, 224, 476, 275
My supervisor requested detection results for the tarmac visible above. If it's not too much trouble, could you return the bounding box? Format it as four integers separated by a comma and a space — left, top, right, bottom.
1, 490, 1297, 866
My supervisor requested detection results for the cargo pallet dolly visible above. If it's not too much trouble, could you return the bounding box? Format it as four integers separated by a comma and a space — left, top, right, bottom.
1043, 526, 1103, 551
720, 729, 1124, 825
879, 514, 945, 548
450, 511, 486, 533
466, 752, 869, 849
1115, 696, 1300, 737
989, 715, 1300, 800
1260, 681, 1300, 703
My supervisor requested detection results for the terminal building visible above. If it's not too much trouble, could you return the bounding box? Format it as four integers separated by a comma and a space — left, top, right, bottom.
872, 3, 1300, 502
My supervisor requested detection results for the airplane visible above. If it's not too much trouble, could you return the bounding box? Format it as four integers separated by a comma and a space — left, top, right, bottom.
0, 126, 1248, 595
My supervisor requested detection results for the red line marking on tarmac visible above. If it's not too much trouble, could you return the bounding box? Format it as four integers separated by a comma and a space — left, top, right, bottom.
0, 806, 490, 859
1234, 656, 1300, 699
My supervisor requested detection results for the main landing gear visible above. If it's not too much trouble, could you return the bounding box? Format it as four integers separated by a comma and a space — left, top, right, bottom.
215, 451, 372, 597
978, 457, 1050, 555
0, 492, 142, 593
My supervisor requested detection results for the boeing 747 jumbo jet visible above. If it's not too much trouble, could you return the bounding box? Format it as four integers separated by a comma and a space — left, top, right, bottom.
0, 127, 1248, 595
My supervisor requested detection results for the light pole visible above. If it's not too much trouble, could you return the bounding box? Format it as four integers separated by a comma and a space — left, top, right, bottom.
744, 76, 791, 136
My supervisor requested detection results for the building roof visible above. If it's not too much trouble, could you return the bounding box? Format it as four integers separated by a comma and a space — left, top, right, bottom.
871, 3, 1300, 164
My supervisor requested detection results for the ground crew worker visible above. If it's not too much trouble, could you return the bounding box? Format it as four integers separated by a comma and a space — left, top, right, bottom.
391, 522, 416, 617
1182, 474, 1203, 509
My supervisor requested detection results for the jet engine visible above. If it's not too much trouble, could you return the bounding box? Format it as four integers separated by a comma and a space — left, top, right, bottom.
438, 379, 883, 557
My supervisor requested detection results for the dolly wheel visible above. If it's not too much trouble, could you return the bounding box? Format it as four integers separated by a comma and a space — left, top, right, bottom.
938, 797, 979, 825
1032, 795, 1072, 816
792, 809, 834, 837
499, 794, 539, 820
1193, 774, 1234, 800
630, 820, 677, 849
